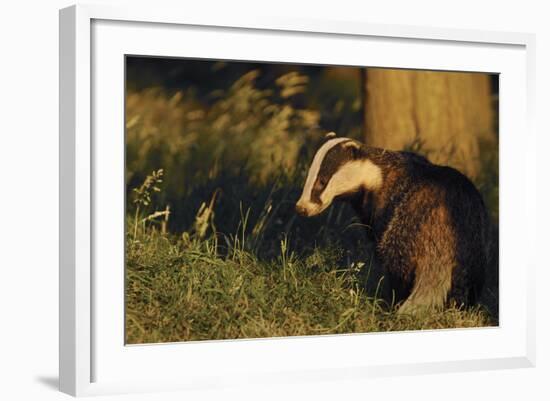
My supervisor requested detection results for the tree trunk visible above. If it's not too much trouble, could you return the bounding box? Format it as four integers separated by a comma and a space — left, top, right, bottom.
363, 68, 495, 178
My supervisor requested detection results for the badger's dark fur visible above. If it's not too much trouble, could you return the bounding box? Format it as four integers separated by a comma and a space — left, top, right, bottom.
296, 136, 489, 313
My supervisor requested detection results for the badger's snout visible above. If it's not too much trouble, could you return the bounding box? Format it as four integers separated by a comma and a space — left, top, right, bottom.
295, 202, 309, 216
295, 199, 324, 217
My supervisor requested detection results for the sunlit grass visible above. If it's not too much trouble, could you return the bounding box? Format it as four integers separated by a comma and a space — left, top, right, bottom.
126, 223, 492, 344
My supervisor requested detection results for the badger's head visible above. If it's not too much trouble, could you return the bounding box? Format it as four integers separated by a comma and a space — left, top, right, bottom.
296, 135, 383, 217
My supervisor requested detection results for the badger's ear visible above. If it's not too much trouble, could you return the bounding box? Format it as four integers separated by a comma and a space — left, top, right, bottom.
343, 140, 362, 159
324, 131, 337, 140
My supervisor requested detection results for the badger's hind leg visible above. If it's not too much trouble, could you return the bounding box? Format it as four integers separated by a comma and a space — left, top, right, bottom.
397, 205, 457, 315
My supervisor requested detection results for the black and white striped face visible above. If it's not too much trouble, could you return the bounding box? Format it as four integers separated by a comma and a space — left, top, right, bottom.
296, 138, 383, 217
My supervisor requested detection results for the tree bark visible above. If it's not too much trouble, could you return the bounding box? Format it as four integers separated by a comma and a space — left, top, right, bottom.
363, 68, 495, 178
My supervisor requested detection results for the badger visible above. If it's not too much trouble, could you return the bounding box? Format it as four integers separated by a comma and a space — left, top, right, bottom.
296, 134, 489, 314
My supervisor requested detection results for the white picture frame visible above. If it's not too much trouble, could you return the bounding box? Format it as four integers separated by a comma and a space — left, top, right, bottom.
59, 4, 536, 397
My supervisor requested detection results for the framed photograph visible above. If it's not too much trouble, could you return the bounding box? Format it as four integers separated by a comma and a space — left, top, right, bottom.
59, 4, 536, 397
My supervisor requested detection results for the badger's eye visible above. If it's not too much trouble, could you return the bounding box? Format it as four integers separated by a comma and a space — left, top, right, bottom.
318, 177, 328, 187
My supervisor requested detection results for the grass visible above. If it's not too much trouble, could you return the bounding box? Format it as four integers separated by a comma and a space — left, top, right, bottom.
124, 68, 498, 344
126, 221, 492, 344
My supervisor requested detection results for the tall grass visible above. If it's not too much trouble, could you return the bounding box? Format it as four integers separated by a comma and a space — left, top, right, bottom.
126, 195, 491, 344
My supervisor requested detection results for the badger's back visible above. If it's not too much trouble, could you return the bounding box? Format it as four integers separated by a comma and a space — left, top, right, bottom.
373, 153, 488, 309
